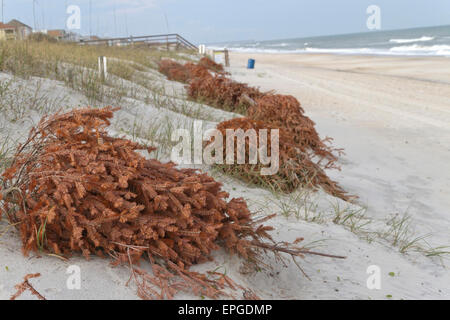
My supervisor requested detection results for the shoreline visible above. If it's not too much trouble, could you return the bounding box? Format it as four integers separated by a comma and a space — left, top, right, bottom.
212, 49, 450, 59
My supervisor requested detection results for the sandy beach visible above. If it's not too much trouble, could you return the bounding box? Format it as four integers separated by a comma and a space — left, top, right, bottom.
1, 49, 449, 300
229, 52, 450, 232
226, 52, 450, 298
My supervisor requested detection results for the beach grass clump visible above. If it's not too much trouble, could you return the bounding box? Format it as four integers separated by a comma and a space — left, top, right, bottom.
107, 60, 137, 81
0, 106, 344, 300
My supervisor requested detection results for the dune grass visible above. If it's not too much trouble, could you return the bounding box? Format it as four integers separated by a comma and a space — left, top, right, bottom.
0, 40, 193, 79
250, 191, 450, 260
0, 40, 196, 107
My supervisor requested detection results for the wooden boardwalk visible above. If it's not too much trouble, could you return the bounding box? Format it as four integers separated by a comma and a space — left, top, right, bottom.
80, 34, 197, 51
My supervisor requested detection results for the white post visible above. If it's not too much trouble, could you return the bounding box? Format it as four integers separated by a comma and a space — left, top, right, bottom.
98, 56, 107, 80
199, 44, 206, 55
103, 57, 108, 79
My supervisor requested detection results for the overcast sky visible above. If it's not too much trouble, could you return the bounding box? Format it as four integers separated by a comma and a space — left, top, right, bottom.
3, 0, 450, 43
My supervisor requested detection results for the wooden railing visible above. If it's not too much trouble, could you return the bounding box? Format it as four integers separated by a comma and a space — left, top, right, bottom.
79, 34, 197, 51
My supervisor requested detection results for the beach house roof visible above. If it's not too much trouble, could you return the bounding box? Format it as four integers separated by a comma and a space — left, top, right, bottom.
0, 22, 15, 30
47, 29, 66, 38
7, 19, 32, 30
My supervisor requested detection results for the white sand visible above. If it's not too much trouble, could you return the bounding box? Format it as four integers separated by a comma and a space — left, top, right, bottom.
228, 52, 450, 236
1, 52, 449, 300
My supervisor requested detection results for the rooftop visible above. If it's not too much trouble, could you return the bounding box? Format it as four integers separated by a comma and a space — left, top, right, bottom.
0, 22, 15, 30
8, 19, 32, 29
47, 29, 66, 37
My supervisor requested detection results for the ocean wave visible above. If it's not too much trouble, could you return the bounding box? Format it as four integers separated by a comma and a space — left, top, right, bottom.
306, 45, 450, 56
389, 36, 434, 44
304, 47, 373, 54
389, 44, 450, 56
267, 42, 289, 47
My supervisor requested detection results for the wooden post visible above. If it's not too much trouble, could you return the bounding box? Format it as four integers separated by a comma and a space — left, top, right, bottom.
224, 49, 230, 67
98, 56, 107, 81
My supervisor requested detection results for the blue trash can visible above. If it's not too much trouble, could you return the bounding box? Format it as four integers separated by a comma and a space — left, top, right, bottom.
247, 59, 255, 69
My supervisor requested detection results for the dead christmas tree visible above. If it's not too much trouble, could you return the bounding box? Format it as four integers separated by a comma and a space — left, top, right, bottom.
158, 58, 219, 84
187, 75, 266, 113
211, 118, 350, 200
158, 59, 191, 83
249, 94, 341, 168
198, 56, 225, 73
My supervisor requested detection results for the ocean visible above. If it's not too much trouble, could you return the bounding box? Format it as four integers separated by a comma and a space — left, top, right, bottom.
208, 25, 450, 57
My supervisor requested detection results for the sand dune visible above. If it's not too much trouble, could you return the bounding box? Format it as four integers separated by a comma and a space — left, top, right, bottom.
1, 52, 449, 300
